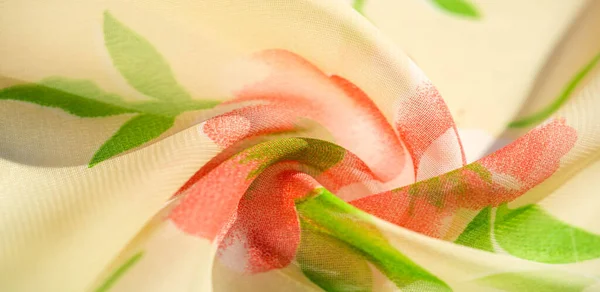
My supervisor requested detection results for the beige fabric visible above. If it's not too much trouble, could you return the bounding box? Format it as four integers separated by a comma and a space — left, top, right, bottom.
1, 1, 599, 291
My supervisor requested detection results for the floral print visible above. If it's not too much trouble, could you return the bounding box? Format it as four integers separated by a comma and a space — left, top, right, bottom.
1, 1, 600, 292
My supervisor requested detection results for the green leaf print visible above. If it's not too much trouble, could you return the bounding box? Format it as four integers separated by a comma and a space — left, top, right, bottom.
352, 0, 367, 15
494, 204, 600, 263
89, 114, 174, 167
454, 207, 493, 252
104, 11, 192, 102
40, 77, 129, 105
430, 0, 481, 19
38, 77, 219, 116
1, 12, 221, 167
296, 188, 451, 291
296, 219, 373, 292
455, 204, 600, 263
475, 270, 595, 292
0, 83, 136, 117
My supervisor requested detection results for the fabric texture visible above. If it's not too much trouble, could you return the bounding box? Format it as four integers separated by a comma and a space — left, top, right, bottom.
1, 0, 600, 291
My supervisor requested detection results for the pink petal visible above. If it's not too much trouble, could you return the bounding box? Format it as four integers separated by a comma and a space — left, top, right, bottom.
395, 76, 465, 178
229, 49, 406, 181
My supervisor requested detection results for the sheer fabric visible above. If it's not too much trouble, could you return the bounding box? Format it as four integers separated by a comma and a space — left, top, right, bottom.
1, 1, 600, 291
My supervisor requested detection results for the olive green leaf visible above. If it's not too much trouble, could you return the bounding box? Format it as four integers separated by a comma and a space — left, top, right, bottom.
296, 188, 450, 291
0, 83, 136, 117
297, 219, 373, 292
241, 138, 346, 178
494, 204, 600, 263
475, 270, 595, 292
89, 114, 175, 167
430, 0, 481, 19
104, 11, 192, 102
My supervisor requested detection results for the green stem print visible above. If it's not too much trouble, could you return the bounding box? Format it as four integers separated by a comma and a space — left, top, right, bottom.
510, 52, 600, 128
296, 188, 451, 291
0, 11, 220, 167
455, 204, 600, 263
95, 251, 144, 292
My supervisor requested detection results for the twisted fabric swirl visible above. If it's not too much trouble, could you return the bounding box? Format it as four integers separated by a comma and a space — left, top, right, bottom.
1, 1, 600, 291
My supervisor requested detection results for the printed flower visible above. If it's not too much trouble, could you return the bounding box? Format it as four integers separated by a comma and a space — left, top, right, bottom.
168, 48, 580, 290
4, 5, 599, 292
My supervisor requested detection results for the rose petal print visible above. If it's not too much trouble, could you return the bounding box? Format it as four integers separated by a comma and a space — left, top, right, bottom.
351, 188, 456, 238
169, 154, 259, 239
203, 105, 298, 149
416, 127, 466, 181
179, 49, 411, 195
352, 118, 577, 237
218, 169, 317, 273
170, 137, 377, 235
227, 49, 407, 182
170, 137, 381, 272
217, 148, 387, 273
479, 118, 578, 203
171, 139, 331, 239
395, 71, 466, 179
172, 49, 579, 272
